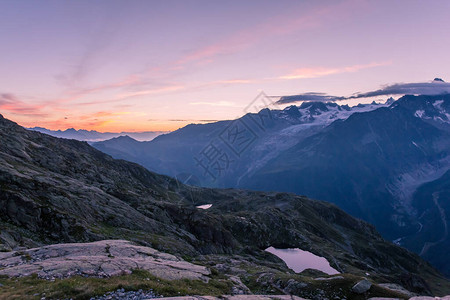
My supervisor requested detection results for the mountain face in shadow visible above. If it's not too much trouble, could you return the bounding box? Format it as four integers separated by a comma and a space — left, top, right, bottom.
93, 101, 385, 187
92, 95, 450, 276
0, 112, 449, 296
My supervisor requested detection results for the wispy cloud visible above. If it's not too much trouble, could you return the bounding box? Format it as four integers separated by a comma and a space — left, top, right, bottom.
56, 7, 124, 89
77, 111, 132, 120
189, 101, 241, 107
0, 93, 49, 117
176, 0, 358, 67
52, 74, 148, 107
70, 75, 143, 97
279, 62, 390, 80
68, 84, 185, 107
116, 85, 184, 99
211, 79, 254, 85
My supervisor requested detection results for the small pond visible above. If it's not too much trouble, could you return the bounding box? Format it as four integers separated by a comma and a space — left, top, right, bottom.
265, 246, 339, 275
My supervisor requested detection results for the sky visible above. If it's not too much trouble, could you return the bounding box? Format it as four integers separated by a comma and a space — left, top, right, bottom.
1, 0, 450, 132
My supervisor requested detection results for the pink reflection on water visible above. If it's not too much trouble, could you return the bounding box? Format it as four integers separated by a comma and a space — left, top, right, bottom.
266, 246, 339, 275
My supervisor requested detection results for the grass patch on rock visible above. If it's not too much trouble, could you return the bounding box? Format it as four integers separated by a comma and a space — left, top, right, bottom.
0, 269, 232, 300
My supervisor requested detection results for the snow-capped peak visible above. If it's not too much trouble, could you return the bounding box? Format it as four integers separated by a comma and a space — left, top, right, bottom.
412, 98, 450, 124
277, 101, 387, 127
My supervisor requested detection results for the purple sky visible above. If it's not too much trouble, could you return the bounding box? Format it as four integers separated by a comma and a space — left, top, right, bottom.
1, 0, 450, 131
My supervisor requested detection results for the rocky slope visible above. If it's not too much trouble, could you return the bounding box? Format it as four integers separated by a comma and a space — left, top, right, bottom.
91, 95, 450, 276
239, 95, 450, 275
0, 113, 449, 298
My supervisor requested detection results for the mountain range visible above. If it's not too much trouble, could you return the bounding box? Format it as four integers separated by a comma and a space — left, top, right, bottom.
92, 94, 450, 277
1, 111, 449, 298
93, 100, 388, 186
28, 127, 168, 142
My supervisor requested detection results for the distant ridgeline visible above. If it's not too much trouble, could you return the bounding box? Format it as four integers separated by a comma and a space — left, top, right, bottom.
28, 127, 168, 142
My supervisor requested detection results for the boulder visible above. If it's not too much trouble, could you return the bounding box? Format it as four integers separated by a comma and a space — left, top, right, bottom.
352, 279, 372, 294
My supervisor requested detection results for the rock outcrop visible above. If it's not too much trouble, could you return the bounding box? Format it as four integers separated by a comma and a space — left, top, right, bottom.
0, 240, 209, 281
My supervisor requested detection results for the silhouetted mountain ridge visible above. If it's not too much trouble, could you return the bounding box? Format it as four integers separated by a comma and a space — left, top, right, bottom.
28, 126, 168, 142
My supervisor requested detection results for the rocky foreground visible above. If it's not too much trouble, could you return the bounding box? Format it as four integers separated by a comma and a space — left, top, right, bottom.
0, 240, 209, 281
0, 240, 448, 300
158, 297, 450, 300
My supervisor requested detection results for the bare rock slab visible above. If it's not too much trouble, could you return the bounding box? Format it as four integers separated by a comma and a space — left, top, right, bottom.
0, 240, 210, 281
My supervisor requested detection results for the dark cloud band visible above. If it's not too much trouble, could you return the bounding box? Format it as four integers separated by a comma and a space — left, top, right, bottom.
276, 80, 450, 104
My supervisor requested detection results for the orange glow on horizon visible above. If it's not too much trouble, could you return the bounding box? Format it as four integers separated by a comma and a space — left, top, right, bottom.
4, 112, 202, 133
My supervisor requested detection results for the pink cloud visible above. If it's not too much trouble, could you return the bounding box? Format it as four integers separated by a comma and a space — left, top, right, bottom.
71, 74, 142, 96
279, 61, 391, 80
116, 85, 185, 99
189, 101, 241, 107
0, 93, 49, 117
175, 0, 361, 67
77, 111, 131, 120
